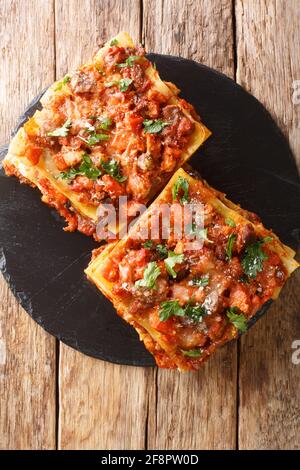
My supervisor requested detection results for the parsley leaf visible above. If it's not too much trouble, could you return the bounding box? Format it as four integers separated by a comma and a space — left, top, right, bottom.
156, 244, 168, 259
164, 251, 185, 278
135, 262, 161, 290
227, 307, 248, 333
143, 240, 154, 249
159, 300, 185, 322
172, 176, 189, 204
48, 118, 72, 137
159, 300, 207, 323
185, 303, 207, 322
188, 223, 213, 243
105, 81, 119, 88
110, 39, 119, 46
143, 119, 169, 134
60, 153, 101, 181
241, 237, 272, 278
225, 217, 236, 228
101, 158, 127, 182
181, 348, 203, 358
188, 275, 209, 287
142, 241, 168, 259
86, 133, 109, 145
60, 167, 81, 180
117, 55, 140, 68
226, 233, 237, 260
119, 78, 133, 92
55, 75, 71, 91
105, 78, 133, 92
97, 117, 112, 131
79, 154, 101, 180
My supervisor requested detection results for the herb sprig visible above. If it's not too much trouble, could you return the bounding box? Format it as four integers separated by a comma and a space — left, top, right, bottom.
60, 153, 101, 181
101, 158, 127, 182
164, 251, 185, 278
48, 118, 72, 137
172, 176, 189, 204
135, 262, 161, 290
241, 237, 272, 278
226, 307, 248, 333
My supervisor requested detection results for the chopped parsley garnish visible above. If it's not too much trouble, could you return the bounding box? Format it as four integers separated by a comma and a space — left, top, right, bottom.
135, 262, 161, 290
143, 241, 168, 258
156, 244, 168, 259
48, 118, 72, 137
159, 300, 185, 322
181, 348, 203, 358
172, 176, 189, 204
226, 233, 237, 260
225, 217, 236, 228
97, 117, 112, 130
110, 39, 119, 46
60, 167, 80, 180
106, 78, 133, 92
101, 158, 127, 182
119, 78, 133, 92
85, 133, 110, 145
227, 307, 248, 333
60, 153, 101, 181
143, 119, 169, 134
159, 300, 207, 323
188, 275, 209, 287
185, 303, 208, 322
105, 81, 119, 88
188, 223, 213, 243
117, 55, 140, 68
85, 117, 112, 134
54, 75, 71, 91
164, 251, 185, 278
241, 237, 272, 278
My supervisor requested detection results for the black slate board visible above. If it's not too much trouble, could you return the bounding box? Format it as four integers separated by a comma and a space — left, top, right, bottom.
0, 54, 299, 366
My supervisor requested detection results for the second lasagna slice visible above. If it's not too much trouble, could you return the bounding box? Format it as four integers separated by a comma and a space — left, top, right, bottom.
3, 32, 210, 239
86, 168, 299, 371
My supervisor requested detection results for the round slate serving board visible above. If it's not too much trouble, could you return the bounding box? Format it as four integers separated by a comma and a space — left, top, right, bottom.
0, 54, 299, 367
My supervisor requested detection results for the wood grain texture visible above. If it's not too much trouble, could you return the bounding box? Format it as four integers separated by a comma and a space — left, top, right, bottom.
143, 0, 234, 76
59, 347, 153, 450
236, 0, 300, 450
1, 0, 300, 451
144, 0, 237, 450
0, 0, 56, 450
55, 0, 150, 450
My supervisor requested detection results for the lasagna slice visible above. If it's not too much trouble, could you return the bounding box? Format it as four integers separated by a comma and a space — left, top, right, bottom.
85, 168, 299, 371
3, 32, 210, 239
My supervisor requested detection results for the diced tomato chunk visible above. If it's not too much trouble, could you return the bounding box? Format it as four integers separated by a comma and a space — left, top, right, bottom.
102, 174, 126, 198
25, 146, 43, 165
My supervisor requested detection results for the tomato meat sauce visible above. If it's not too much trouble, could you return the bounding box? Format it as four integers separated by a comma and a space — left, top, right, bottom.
101, 174, 288, 370
22, 43, 199, 230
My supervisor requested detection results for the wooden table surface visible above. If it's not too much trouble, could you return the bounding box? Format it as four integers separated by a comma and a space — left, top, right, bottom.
1, 0, 300, 450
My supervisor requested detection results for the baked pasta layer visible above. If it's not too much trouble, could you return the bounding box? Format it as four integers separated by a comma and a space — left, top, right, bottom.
86, 168, 299, 371
3, 32, 210, 239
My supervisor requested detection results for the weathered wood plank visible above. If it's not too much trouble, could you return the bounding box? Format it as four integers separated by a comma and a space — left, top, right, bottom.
144, 0, 237, 450
59, 347, 153, 450
143, 0, 234, 75
0, 0, 56, 450
236, 0, 300, 450
55, 0, 151, 450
